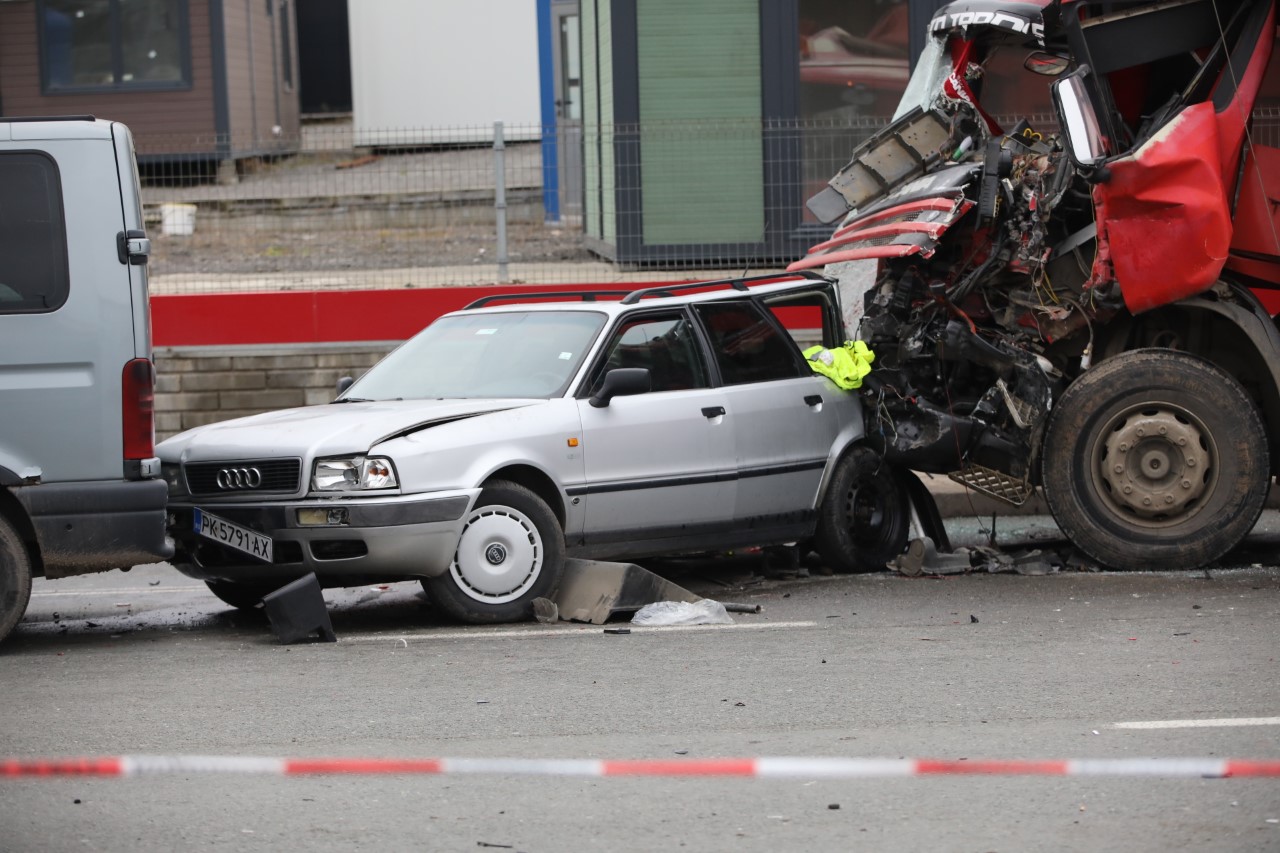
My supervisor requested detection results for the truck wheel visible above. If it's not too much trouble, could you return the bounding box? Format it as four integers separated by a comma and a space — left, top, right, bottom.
205, 579, 280, 610
815, 446, 910, 573
424, 480, 565, 624
0, 514, 33, 644
1042, 349, 1269, 570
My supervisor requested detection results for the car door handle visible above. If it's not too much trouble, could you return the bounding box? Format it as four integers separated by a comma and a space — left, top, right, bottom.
702, 406, 726, 419
804, 395, 823, 406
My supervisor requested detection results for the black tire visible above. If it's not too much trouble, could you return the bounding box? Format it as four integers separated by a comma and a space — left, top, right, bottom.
1042, 349, 1269, 571
205, 579, 280, 610
815, 446, 911, 573
0, 513, 34, 645
424, 480, 565, 624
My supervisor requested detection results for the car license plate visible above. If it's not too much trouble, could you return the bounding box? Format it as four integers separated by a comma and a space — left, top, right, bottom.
193, 509, 273, 563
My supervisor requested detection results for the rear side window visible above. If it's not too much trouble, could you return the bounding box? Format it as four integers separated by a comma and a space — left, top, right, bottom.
0, 152, 70, 313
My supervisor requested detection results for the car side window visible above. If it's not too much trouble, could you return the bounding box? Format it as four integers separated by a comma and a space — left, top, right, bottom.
588, 312, 709, 394
694, 301, 805, 385
0, 152, 70, 314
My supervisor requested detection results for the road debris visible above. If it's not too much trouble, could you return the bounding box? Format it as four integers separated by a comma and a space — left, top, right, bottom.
631, 600, 733, 626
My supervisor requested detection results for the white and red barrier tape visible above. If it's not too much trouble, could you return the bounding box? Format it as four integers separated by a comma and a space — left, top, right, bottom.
3, 756, 1280, 779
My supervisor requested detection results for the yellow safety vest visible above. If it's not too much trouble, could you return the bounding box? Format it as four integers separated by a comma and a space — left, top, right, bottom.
802, 341, 875, 390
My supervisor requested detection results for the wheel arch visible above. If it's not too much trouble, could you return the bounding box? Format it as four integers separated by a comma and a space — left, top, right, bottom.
481, 464, 566, 528
1093, 285, 1280, 477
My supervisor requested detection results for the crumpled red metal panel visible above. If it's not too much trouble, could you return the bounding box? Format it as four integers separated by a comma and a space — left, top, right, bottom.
1096, 103, 1232, 315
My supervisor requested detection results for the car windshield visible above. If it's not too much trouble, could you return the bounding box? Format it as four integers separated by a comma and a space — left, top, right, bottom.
342, 310, 608, 400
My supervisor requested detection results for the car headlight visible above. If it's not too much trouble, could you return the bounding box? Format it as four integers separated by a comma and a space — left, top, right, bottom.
312, 456, 399, 491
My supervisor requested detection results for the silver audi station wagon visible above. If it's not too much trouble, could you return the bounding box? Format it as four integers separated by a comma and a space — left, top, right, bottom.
158, 273, 911, 623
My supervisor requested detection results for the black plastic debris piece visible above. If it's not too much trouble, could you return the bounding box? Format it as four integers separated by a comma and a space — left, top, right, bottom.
262, 573, 336, 644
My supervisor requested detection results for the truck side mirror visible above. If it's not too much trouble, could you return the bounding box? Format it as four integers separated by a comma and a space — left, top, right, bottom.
589, 368, 651, 408
1052, 68, 1107, 169
336, 376, 355, 396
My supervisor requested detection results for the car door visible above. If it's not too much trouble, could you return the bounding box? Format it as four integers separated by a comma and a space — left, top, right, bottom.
573, 308, 736, 554
692, 297, 844, 531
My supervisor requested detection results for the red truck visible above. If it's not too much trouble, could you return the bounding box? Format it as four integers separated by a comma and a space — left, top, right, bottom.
792, 0, 1280, 570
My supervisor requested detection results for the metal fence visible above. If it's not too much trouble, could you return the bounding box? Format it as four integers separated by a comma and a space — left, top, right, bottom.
138, 111, 1280, 296
138, 117, 892, 295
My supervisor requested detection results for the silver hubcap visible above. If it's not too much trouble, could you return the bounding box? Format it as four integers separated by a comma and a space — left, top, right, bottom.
450, 504, 542, 603
1097, 405, 1214, 522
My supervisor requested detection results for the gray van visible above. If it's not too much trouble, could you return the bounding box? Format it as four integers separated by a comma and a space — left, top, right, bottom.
0, 117, 172, 643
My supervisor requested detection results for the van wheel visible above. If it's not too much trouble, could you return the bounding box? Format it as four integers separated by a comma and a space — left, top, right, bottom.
205, 579, 279, 610
0, 514, 33, 644
1042, 349, 1269, 570
815, 447, 910, 573
424, 480, 564, 624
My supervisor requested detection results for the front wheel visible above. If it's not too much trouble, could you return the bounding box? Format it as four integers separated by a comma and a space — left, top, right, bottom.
0, 514, 34, 644
1042, 349, 1270, 570
424, 480, 565, 624
815, 446, 911, 573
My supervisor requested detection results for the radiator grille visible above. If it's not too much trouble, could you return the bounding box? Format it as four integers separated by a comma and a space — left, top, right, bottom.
184, 459, 302, 496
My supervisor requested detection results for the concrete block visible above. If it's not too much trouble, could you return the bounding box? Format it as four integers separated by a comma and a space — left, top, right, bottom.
155, 391, 221, 412
219, 389, 305, 410
267, 369, 345, 389
181, 371, 268, 392
156, 356, 232, 373
305, 388, 337, 406
154, 412, 184, 433
317, 351, 391, 369
154, 373, 181, 394
230, 354, 319, 371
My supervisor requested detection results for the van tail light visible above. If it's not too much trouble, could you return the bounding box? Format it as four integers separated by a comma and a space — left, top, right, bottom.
122, 358, 156, 461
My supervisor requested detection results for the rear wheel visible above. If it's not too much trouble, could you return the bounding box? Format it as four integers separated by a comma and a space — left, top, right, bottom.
205, 579, 280, 610
1042, 349, 1269, 570
424, 480, 565, 624
815, 446, 911, 573
0, 514, 34, 644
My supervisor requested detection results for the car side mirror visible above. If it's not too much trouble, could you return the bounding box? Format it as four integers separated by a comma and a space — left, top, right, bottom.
589, 368, 651, 408
336, 376, 355, 396
1052, 67, 1107, 169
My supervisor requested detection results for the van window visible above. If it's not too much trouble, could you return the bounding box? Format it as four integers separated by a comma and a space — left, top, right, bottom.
0, 152, 70, 313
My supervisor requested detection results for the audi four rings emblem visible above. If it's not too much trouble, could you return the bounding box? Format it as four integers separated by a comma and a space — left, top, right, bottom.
216, 467, 263, 490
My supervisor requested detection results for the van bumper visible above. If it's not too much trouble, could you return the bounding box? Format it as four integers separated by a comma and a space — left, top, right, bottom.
14, 479, 174, 577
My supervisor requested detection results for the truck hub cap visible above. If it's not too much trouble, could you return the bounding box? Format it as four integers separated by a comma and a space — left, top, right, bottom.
1100, 407, 1212, 520
450, 505, 542, 602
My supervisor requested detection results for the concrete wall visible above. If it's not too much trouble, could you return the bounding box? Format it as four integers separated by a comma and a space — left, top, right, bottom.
154, 343, 397, 441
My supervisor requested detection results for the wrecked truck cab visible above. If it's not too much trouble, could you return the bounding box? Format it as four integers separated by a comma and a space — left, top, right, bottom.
794, 0, 1280, 572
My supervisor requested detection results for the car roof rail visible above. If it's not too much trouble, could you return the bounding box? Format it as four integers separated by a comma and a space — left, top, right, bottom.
0, 115, 97, 123
464, 289, 632, 309
619, 270, 830, 305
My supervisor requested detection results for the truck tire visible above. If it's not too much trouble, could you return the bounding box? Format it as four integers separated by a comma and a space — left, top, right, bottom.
0, 513, 34, 644
1042, 349, 1269, 570
815, 446, 910, 572
424, 480, 565, 624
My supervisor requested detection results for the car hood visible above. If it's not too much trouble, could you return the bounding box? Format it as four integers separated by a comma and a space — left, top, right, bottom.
158, 399, 539, 462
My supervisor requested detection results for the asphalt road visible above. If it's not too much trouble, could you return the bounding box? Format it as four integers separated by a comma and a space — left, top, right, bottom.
2, 525, 1279, 853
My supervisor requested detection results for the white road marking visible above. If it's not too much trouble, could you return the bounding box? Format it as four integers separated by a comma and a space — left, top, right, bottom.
1113, 717, 1280, 730
31, 586, 207, 598
341, 620, 818, 644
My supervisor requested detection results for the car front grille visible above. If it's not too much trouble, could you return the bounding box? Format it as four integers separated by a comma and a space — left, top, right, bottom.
184, 459, 303, 497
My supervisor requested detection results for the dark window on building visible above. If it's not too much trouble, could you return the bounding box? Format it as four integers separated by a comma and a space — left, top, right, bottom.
695, 302, 804, 385
0, 153, 71, 314
39, 0, 189, 92
279, 1, 294, 90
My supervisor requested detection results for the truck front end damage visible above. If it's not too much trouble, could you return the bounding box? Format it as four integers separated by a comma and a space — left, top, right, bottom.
796, 0, 1280, 569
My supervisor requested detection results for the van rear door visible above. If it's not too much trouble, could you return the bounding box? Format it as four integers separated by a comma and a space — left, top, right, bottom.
0, 119, 143, 485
